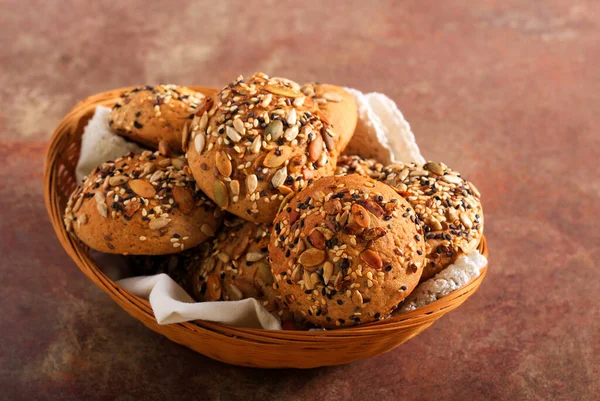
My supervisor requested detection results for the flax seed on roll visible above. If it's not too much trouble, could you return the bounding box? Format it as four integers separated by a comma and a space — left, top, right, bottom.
269, 174, 426, 328
185, 73, 343, 224
63, 151, 223, 255
382, 161, 484, 281
109, 85, 217, 153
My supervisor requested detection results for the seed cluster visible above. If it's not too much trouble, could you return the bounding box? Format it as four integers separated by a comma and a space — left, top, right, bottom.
335, 155, 386, 180
383, 161, 483, 275
64, 151, 218, 251
185, 73, 343, 219
270, 176, 425, 327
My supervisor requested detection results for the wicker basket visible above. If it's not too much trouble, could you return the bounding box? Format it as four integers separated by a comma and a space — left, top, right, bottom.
43, 87, 489, 369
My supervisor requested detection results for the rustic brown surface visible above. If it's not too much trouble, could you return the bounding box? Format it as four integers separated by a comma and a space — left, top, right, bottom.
1, 0, 599, 400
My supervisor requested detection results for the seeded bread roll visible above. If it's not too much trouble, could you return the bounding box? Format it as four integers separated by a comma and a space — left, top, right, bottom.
299, 83, 357, 153
383, 161, 483, 280
110, 85, 217, 153
186, 73, 344, 224
269, 174, 426, 328
189, 217, 290, 319
64, 151, 223, 255
335, 155, 386, 180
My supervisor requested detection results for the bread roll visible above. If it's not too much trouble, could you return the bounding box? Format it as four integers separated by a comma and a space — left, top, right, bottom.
110, 85, 217, 152
269, 174, 426, 328
299, 83, 357, 153
383, 161, 483, 280
189, 217, 290, 319
64, 151, 223, 255
185, 73, 343, 224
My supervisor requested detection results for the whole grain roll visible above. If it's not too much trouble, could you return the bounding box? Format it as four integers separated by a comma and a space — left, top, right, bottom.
185, 73, 355, 224
63, 151, 223, 255
298, 82, 357, 153
189, 217, 290, 319
110, 85, 217, 153
383, 161, 484, 280
269, 174, 426, 328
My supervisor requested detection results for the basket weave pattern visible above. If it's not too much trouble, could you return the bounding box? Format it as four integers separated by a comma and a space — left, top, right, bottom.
43, 87, 488, 368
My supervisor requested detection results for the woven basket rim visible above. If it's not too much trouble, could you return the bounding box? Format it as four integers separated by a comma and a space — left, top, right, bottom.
43, 86, 488, 353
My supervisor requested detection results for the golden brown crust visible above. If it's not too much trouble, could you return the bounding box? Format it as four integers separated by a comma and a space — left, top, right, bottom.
110, 85, 217, 153
335, 155, 386, 180
63, 151, 223, 255
300, 83, 357, 153
382, 161, 484, 280
189, 217, 290, 319
269, 174, 426, 328
186, 73, 342, 224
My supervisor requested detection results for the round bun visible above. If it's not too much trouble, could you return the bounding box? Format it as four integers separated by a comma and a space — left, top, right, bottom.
64, 151, 223, 255
299, 83, 357, 153
189, 217, 289, 318
269, 174, 426, 328
336, 154, 385, 180
382, 161, 483, 280
186, 73, 344, 224
110, 85, 216, 153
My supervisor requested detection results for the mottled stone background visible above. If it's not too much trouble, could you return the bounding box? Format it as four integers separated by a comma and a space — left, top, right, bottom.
0, 0, 598, 400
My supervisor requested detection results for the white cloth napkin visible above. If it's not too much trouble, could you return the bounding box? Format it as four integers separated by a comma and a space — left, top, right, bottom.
344, 89, 426, 166
398, 250, 487, 313
118, 275, 281, 329
75, 106, 144, 182
78, 89, 486, 330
